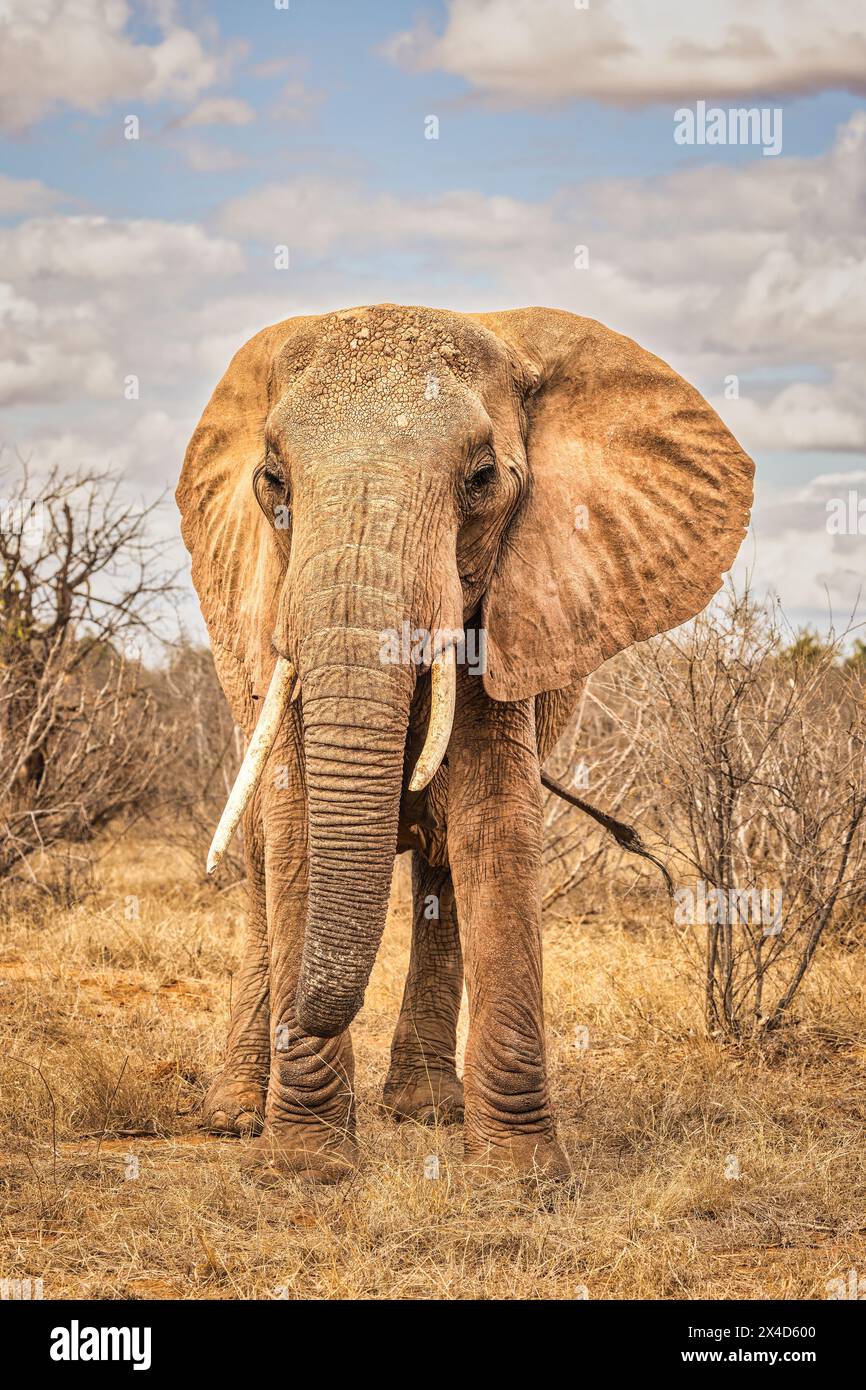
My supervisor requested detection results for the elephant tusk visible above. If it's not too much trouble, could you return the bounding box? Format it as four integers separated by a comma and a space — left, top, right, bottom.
408, 641, 457, 792
206, 655, 295, 874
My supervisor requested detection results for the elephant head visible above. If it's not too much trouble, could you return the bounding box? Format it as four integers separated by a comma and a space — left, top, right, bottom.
177, 304, 753, 1036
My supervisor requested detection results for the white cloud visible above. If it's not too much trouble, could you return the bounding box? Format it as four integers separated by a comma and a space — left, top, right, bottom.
0, 0, 235, 132
0, 105, 863, 634
0, 216, 245, 407
176, 139, 249, 174
717, 380, 866, 453
216, 115, 866, 458
383, 0, 866, 106
0, 280, 117, 405
19, 411, 192, 483
218, 179, 550, 259
269, 78, 323, 123
0, 216, 244, 282
0, 173, 65, 216
176, 96, 255, 128
5, 116, 856, 455
745, 470, 866, 622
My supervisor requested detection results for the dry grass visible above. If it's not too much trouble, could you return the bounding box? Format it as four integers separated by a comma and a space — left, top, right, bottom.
1, 833, 864, 1301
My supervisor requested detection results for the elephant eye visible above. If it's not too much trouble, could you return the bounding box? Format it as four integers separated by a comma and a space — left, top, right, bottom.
262, 454, 285, 489
254, 459, 291, 538
466, 462, 496, 500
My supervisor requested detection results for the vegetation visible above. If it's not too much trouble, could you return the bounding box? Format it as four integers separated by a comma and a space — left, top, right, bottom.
2, 462, 864, 1298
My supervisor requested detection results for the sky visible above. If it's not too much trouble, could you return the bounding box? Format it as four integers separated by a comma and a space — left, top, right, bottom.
0, 0, 864, 643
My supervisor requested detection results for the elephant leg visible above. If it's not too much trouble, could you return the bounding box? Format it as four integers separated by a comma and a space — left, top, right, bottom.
201, 810, 270, 1136
242, 745, 358, 1185
447, 670, 569, 1181
383, 854, 464, 1125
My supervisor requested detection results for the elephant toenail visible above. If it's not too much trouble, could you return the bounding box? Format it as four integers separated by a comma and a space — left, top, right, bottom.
236, 1111, 258, 1134
209, 1110, 228, 1130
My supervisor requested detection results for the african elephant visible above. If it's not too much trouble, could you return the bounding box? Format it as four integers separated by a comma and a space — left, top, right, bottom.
176, 304, 753, 1183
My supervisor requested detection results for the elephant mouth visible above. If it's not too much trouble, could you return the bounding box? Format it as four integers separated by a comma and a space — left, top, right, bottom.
205, 643, 457, 875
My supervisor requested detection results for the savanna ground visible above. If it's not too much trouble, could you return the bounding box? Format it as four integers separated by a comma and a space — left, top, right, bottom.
2, 827, 864, 1301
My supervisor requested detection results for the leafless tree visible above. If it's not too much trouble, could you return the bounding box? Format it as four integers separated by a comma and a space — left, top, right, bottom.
0, 459, 177, 887
618, 588, 865, 1036
541, 585, 865, 1038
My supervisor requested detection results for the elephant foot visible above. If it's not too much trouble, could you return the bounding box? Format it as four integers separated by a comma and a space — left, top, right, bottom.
464, 1133, 571, 1185
201, 1076, 266, 1137
240, 1126, 359, 1185
382, 1070, 464, 1126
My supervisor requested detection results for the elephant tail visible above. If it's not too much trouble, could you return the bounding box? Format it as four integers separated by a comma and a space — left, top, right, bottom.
540, 771, 674, 899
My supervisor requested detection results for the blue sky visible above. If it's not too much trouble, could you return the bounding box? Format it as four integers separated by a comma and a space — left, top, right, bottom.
1, 0, 864, 639
7, 4, 862, 213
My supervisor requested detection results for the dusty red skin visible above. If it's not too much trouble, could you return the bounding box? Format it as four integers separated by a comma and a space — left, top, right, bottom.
178, 303, 753, 1183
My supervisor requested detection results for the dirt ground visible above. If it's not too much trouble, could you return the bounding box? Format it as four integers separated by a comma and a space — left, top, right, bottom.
1, 832, 864, 1300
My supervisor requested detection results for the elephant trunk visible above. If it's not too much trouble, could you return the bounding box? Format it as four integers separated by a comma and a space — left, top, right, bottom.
296, 638, 457, 1036
284, 470, 419, 1033
295, 644, 413, 1037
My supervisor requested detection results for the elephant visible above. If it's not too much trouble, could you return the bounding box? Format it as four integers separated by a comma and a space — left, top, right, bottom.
176, 303, 753, 1183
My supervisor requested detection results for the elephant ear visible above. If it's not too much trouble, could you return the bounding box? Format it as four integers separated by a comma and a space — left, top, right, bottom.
176, 316, 316, 731
472, 308, 754, 702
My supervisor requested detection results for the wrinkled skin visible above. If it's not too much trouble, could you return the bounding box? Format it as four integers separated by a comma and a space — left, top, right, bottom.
178, 304, 753, 1183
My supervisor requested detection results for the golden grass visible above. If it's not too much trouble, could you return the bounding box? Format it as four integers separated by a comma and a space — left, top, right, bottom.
1, 834, 864, 1300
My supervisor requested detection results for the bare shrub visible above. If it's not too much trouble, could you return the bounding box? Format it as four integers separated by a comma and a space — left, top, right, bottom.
0, 461, 176, 889
567, 588, 866, 1038
542, 586, 866, 1038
